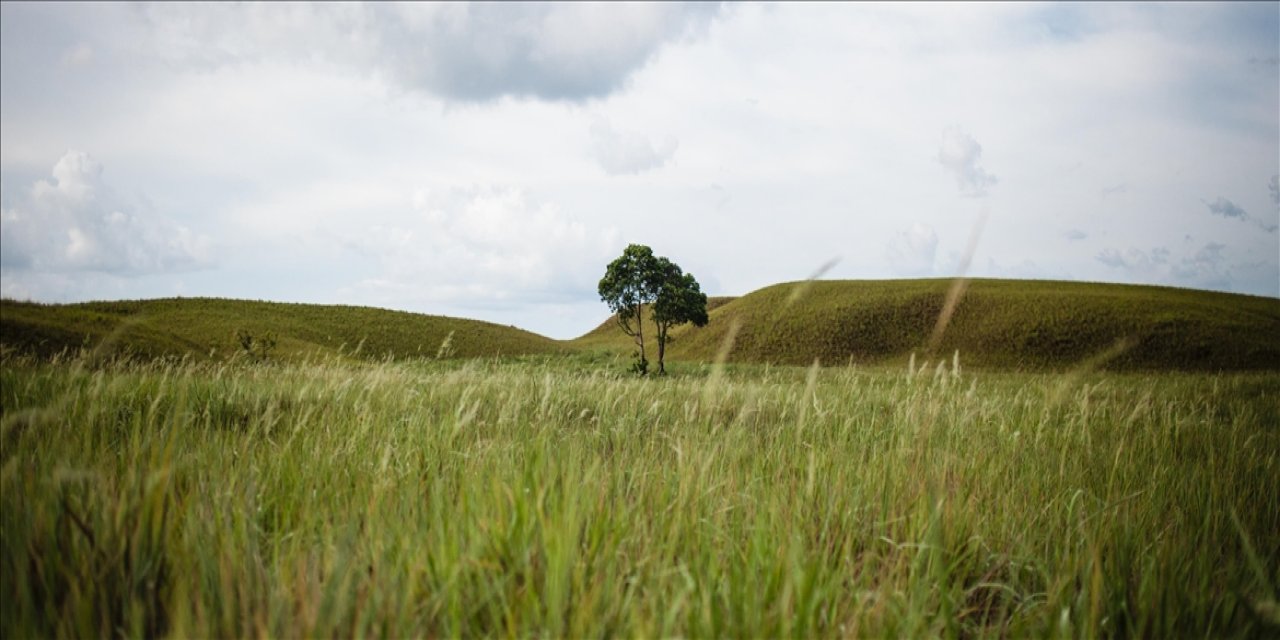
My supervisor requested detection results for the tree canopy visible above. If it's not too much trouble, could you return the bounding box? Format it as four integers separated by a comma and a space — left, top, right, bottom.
598, 244, 707, 375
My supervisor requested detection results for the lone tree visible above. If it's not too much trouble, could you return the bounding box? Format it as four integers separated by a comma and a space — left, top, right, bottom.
651, 257, 708, 374
598, 244, 708, 375
598, 244, 659, 374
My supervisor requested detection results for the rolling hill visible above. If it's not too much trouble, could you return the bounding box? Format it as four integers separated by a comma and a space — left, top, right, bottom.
4, 279, 1279, 370
571, 296, 738, 349
0, 297, 564, 362
573, 279, 1280, 371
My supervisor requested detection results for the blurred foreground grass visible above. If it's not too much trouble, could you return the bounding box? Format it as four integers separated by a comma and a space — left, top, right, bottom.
2, 352, 1277, 637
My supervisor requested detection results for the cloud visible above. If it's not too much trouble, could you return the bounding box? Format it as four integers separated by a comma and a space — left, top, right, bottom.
0, 151, 211, 279
60, 42, 92, 68
135, 2, 722, 103
1064, 229, 1089, 241
1095, 248, 1128, 269
938, 127, 997, 197
1100, 183, 1128, 197
1205, 195, 1278, 233
978, 256, 1066, 281
1095, 242, 1251, 292
886, 223, 937, 276
1206, 196, 1247, 219
345, 185, 619, 308
1269, 174, 1279, 209
589, 120, 678, 175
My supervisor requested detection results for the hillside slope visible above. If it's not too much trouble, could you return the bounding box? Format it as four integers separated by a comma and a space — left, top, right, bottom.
0, 297, 564, 362
6, 280, 1278, 370
572, 296, 737, 349
576, 279, 1280, 371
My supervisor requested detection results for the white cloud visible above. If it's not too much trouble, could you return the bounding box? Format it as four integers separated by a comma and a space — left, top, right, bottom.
344, 186, 619, 308
938, 127, 998, 198
60, 42, 92, 68
2, 2, 1276, 333
886, 223, 937, 276
1206, 196, 1247, 219
132, 2, 721, 103
589, 119, 678, 175
1205, 195, 1278, 233
1093, 241, 1277, 293
0, 151, 211, 282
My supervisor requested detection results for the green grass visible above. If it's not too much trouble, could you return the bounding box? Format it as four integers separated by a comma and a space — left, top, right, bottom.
0, 297, 564, 363
572, 296, 737, 350
577, 279, 1280, 371
7, 279, 1279, 372
3, 351, 1277, 637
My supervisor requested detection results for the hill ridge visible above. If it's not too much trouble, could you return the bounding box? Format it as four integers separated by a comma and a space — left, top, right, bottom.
573, 278, 1280, 371
0, 296, 563, 362
5, 278, 1279, 370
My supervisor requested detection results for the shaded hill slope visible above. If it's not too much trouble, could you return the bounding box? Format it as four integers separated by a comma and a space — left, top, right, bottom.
0, 297, 564, 362
576, 279, 1280, 371
6, 279, 1279, 370
572, 296, 737, 349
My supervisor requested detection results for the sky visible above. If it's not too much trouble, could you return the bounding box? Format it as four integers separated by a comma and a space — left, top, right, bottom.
1, 2, 1277, 339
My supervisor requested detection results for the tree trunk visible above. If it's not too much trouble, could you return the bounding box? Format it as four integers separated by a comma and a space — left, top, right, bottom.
634, 302, 647, 370
657, 324, 667, 375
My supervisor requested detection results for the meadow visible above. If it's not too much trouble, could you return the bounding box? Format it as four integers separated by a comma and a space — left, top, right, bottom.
3, 349, 1277, 638
578, 279, 1280, 371
0, 297, 561, 363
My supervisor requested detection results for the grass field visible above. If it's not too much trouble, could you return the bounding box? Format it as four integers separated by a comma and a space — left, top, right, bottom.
577, 279, 1280, 371
3, 350, 1277, 637
7, 279, 1280, 372
0, 297, 564, 363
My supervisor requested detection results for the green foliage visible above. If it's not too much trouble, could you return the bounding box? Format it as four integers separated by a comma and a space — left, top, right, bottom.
598, 244, 660, 371
629, 350, 649, 376
2, 354, 1277, 637
597, 244, 658, 333
651, 259, 708, 374
598, 245, 708, 375
576, 279, 1280, 371
234, 329, 277, 362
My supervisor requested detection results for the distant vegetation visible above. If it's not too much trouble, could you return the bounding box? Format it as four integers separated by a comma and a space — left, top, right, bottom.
597, 243, 708, 375
577, 279, 1280, 371
0, 297, 563, 362
3, 279, 1279, 372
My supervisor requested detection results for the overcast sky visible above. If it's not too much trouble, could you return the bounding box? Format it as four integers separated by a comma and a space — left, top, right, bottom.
2, 2, 1277, 338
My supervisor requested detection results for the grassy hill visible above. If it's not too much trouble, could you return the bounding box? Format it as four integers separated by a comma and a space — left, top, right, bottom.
571, 296, 737, 349
5, 279, 1279, 370
0, 297, 564, 362
575, 279, 1280, 371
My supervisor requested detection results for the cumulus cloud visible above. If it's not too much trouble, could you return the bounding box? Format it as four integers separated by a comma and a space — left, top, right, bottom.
1205, 195, 1278, 233
1095, 242, 1249, 292
886, 223, 937, 276
938, 127, 997, 198
136, 2, 721, 103
589, 120, 678, 175
1206, 196, 1247, 219
0, 151, 210, 280
346, 186, 619, 307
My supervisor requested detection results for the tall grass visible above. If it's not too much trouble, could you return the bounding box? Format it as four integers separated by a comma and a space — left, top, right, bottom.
2, 352, 1277, 637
